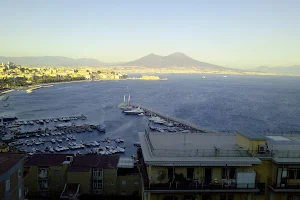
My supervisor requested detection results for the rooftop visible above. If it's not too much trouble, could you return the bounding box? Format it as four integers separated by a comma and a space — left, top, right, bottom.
25, 154, 120, 169
0, 153, 25, 175
237, 130, 266, 140
139, 132, 261, 166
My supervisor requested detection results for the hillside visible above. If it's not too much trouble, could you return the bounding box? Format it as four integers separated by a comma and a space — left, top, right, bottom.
252, 65, 300, 75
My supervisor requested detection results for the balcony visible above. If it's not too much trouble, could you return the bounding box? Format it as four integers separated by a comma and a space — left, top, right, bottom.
144, 180, 259, 193
268, 179, 300, 192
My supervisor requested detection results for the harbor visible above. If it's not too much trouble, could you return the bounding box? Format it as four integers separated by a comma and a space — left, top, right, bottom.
119, 95, 210, 133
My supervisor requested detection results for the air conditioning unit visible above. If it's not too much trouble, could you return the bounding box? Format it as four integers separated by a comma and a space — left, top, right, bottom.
66, 156, 73, 162
258, 144, 267, 153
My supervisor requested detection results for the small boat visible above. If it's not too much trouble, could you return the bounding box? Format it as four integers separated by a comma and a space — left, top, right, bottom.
223, 75, 228, 78
133, 142, 141, 147
3, 103, 9, 107
1, 95, 9, 101
124, 107, 144, 115
51, 139, 56, 143
39, 120, 44, 124
202, 76, 206, 79
138, 113, 145, 116
29, 121, 34, 125
54, 119, 58, 122
45, 119, 50, 123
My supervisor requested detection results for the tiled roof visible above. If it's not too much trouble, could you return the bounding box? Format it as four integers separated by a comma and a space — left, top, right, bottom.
71, 154, 119, 169
25, 154, 120, 169
0, 153, 25, 175
25, 154, 72, 167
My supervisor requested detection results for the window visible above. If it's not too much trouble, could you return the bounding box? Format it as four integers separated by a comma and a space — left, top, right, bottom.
134, 180, 139, 185
186, 168, 194, 180
168, 168, 174, 181
227, 195, 233, 200
121, 180, 126, 185
6, 180, 10, 191
229, 168, 236, 179
19, 187, 22, 198
297, 169, 300, 179
111, 181, 114, 185
220, 195, 226, 200
56, 181, 60, 187
93, 169, 103, 178
221, 168, 227, 179
202, 195, 211, 200
93, 180, 103, 188
295, 196, 300, 200
289, 169, 296, 179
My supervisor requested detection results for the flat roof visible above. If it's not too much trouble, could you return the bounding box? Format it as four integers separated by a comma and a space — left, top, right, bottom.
237, 130, 266, 140
139, 132, 261, 166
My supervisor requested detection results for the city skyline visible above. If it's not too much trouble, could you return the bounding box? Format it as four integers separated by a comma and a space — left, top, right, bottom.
1, 0, 300, 68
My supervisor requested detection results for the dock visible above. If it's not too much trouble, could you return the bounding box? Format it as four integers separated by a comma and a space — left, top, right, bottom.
128, 104, 210, 133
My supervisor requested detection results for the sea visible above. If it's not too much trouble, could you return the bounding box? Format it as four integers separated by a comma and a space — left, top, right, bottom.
1, 74, 300, 156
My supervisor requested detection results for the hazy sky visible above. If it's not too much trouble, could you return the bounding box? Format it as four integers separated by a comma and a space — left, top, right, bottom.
0, 0, 299, 68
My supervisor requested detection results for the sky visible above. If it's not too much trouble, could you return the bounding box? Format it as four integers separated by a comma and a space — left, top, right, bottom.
0, 0, 300, 68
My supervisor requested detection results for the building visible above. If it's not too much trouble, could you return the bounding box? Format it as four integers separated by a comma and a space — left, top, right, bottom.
24, 154, 141, 198
138, 131, 300, 200
0, 153, 26, 200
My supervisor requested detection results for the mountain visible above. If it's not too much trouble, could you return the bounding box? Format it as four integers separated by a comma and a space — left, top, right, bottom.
0, 56, 107, 66
252, 65, 300, 75
121, 52, 227, 69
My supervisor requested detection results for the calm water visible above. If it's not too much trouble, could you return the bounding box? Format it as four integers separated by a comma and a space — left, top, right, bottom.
1, 74, 300, 156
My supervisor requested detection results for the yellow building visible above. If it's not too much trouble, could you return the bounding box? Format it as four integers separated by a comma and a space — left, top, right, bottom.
0, 143, 10, 152
24, 154, 141, 198
138, 131, 300, 200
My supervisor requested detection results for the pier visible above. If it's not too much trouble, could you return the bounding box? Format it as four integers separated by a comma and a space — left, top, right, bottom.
128, 104, 210, 133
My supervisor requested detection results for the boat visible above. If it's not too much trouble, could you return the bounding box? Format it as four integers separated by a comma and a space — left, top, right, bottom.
28, 121, 34, 125
223, 75, 228, 78
123, 107, 144, 115
0, 116, 18, 123
51, 139, 56, 143
1, 95, 9, 101
45, 119, 50, 123
202, 76, 206, 79
39, 120, 44, 124
26, 89, 32, 94
96, 124, 106, 133
133, 142, 141, 147
54, 119, 58, 122
3, 103, 9, 107
138, 113, 145, 116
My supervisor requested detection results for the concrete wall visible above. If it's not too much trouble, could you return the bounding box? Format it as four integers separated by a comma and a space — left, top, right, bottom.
236, 133, 266, 151
117, 174, 140, 196
103, 169, 117, 195
48, 165, 67, 196
67, 171, 91, 194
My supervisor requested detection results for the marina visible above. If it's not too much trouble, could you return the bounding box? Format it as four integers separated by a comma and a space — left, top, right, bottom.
119, 95, 210, 133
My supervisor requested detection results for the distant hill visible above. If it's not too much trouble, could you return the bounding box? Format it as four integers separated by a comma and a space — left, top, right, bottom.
252, 65, 300, 75
0, 56, 107, 66
122, 52, 227, 69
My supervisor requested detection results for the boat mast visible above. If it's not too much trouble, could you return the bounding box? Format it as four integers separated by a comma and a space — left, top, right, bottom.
128, 95, 130, 105
124, 95, 126, 103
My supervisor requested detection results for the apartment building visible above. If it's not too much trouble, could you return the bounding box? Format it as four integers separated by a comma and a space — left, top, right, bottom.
24, 154, 141, 198
138, 131, 300, 200
0, 153, 26, 200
